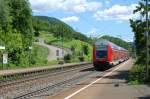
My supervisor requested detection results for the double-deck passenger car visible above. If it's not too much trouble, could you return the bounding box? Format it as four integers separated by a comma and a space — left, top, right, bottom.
93, 40, 129, 70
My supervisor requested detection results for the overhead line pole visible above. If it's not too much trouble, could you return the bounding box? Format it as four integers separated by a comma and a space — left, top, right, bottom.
145, 0, 149, 78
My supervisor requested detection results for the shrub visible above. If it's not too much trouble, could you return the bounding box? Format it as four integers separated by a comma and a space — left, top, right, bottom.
64, 54, 71, 63
79, 56, 84, 62
82, 45, 89, 55
128, 65, 146, 84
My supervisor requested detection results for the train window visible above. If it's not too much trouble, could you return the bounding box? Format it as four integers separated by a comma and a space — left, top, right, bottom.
96, 45, 107, 50
96, 50, 107, 59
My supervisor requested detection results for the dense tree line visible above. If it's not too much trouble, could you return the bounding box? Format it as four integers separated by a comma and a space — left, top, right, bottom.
128, 0, 150, 83
0, 0, 33, 67
130, 0, 150, 64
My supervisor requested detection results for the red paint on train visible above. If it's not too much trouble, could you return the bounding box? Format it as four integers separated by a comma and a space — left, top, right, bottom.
93, 46, 96, 61
107, 44, 112, 62
93, 40, 129, 70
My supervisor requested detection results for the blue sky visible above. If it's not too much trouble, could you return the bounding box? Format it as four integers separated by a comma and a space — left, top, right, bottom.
29, 0, 140, 42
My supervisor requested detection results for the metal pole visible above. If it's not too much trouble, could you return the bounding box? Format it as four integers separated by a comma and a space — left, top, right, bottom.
29, 49, 31, 66
61, 25, 64, 66
1, 54, 3, 69
133, 36, 136, 58
29, 46, 32, 66
0, 47, 6, 69
29, 48, 30, 66
62, 32, 63, 58
146, 0, 149, 78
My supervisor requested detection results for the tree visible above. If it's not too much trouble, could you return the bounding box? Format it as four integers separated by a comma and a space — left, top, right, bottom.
8, 0, 33, 47
0, 0, 34, 67
7, 0, 33, 66
130, 0, 150, 64
0, 0, 10, 31
64, 54, 71, 63
0, 0, 11, 45
70, 46, 75, 53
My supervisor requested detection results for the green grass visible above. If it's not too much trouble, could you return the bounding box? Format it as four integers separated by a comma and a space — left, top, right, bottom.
39, 32, 92, 62
128, 64, 150, 84
39, 32, 58, 44
47, 60, 59, 65
31, 44, 49, 66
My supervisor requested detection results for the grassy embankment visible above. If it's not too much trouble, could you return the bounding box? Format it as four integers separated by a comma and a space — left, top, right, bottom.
40, 32, 92, 63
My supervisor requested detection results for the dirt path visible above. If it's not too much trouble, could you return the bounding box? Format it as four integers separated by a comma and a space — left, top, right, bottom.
36, 38, 71, 61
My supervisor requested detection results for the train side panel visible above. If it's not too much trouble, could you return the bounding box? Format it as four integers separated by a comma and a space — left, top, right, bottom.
93, 46, 96, 62
107, 44, 112, 63
110, 49, 129, 65
93, 40, 129, 70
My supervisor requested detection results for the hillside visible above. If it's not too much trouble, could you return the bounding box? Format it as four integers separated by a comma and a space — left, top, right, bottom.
33, 16, 93, 63
36, 16, 64, 25
100, 35, 131, 50
32, 16, 89, 42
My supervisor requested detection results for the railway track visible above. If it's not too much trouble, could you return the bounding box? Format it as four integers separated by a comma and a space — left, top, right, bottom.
14, 68, 94, 99
0, 63, 94, 99
0, 62, 91, 87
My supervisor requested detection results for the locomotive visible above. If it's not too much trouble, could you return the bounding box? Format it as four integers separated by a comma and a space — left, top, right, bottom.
93, 39, 129, 70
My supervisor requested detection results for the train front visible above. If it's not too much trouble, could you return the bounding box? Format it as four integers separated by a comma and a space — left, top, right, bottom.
93, 40, 112, 70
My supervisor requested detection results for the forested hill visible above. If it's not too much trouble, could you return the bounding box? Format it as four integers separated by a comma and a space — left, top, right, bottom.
32, 16, 89, 42
100, 35, 131, 50
35, 16, 68, 25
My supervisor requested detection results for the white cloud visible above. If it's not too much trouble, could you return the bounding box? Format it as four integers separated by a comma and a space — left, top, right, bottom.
105, 0, 111, 5
61, 16, 79, 22
94, 4, 139, 21
29, 0, 102, 13
86, 2, 102, 11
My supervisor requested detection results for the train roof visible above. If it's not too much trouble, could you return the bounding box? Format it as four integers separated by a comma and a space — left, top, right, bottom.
94, 39, 128, 51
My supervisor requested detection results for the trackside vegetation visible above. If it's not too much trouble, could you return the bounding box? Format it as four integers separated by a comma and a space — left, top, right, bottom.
129, 0, 150, 84
0, 0, 92, 69
39, 32, 92, 63
0, 0, 33, 68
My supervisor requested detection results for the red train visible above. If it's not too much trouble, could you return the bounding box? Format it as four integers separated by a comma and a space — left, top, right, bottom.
93, 39, 129, 70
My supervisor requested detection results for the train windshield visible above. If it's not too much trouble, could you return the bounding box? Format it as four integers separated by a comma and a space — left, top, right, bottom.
96, 45, 107, 59
96, 50, 107, 59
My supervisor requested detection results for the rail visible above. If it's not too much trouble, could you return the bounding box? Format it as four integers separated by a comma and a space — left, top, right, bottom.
0, 62, 91, 83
